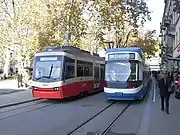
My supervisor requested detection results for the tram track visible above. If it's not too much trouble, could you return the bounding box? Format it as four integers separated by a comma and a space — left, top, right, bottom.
66, 101, 132, 135
66, 101, 116, 135
0, 99, 47, 114
0, 98, 42, 109
0, 95, 108, 121
0, 99, 59, 121
0, 96, 82, 112
0, 102, 55, 121
101, 103, 132, 135
0, 92, 111, 121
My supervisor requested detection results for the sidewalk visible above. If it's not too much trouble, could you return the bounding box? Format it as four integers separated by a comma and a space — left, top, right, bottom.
139, 78, 180, 135
148, 90, 180, 135
0, 79, 28, 89
0, 79, 38, 107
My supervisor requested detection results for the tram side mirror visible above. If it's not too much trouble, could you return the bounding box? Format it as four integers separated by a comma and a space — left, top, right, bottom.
62, 73, 66, 83
63, 79, 65, 83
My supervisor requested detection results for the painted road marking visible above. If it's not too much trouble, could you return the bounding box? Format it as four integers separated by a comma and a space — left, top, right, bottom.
153, 79, 156, 103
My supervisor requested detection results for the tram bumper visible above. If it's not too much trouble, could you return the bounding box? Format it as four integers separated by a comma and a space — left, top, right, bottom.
104, 87, 144, 100
105, 92, 141, 100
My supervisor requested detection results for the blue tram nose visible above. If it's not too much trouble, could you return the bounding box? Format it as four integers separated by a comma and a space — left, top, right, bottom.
106, 81, 142, 89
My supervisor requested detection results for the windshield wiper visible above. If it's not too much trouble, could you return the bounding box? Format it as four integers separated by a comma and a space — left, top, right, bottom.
35, 64, 54, 80
48, 64, 53, 78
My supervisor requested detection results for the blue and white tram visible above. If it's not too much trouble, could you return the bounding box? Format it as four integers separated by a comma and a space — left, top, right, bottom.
104, 47, 151, 100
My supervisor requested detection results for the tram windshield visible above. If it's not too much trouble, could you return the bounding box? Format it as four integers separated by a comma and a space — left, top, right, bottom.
105, 60, 137, 82
32, 56, 63, 82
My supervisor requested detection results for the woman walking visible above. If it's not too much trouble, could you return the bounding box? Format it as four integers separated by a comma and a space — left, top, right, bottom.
158, 71, 171, 114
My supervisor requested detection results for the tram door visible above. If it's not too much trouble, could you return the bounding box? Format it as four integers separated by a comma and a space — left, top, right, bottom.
94, 64, 100, 89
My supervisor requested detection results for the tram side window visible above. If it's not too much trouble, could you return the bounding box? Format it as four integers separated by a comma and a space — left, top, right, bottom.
64, 57, 75, 79
77, 60, 93, 77
84, 67, 89, 76
100, 64, 105, 80
84, 66, 93, 76
94, 66, 99, 78
138, 63, 143, 80
129, 63, 136, 81
89, 66, 93, 76
77, 66, 84, 77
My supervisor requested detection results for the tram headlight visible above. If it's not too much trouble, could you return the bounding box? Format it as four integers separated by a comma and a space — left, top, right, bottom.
53, 87, 59, 91
33, 87, 38, 90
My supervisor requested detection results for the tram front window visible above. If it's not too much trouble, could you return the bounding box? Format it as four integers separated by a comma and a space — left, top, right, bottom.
105, 60, 136, 82
33, 56, 63, 82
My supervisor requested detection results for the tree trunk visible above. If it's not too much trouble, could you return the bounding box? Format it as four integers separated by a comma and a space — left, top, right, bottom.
117, 36, 122, 48
3, 48, 10, 78
123, 29, 132, 47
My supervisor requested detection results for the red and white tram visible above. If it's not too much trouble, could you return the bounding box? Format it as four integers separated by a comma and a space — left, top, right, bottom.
29, 46, 105, 99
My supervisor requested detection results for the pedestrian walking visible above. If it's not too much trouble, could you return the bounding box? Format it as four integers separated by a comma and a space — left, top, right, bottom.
17, 74, 23, 88
158, 71, 172, 114
154, 71, 158, 81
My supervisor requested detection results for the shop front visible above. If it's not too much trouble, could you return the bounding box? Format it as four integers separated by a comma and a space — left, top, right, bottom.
172, 44, 180, 72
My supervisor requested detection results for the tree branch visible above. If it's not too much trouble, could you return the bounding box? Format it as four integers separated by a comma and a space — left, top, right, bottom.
0, 0, 13, 20
12, 0, 15, 14
123, 29, 133, 47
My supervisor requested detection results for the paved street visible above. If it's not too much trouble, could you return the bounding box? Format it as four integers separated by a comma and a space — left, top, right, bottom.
0, 79, 179, 135
0, 93, 115, 135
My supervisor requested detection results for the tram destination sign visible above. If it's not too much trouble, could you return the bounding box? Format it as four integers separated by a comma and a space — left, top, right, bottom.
40, 57, 58, 61
108, 53, 135, 60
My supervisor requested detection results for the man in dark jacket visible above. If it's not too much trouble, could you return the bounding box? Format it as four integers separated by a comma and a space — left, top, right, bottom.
154, 71, 158, 81
158, 72, 171, 114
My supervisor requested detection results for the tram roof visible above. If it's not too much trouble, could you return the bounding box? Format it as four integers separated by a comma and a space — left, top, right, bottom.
40, 46, 104, 61
106, 47, 143, 57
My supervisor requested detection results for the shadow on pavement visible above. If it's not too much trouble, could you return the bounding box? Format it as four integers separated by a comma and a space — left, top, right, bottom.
87, 131, 136, 135
0, 89, 25, 95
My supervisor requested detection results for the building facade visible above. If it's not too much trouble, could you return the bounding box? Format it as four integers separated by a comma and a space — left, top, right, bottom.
160, 0, 180, 72
146, 56, 161, 71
